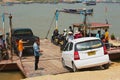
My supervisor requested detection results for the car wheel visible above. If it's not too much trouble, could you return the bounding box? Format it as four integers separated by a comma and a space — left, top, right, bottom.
102, 63, 109, 69
62, 58, 66, 68
72, 62, 78, 72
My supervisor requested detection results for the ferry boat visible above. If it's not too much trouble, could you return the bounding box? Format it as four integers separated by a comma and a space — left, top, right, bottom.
52, 8, 120, 60
84, 1, 96, 6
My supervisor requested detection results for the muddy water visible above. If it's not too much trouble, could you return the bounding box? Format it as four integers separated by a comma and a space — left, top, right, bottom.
0, 71, 25, 80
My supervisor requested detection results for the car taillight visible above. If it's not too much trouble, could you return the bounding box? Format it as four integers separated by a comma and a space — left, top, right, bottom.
103, 46, 108, 55
74, 51, 80, 60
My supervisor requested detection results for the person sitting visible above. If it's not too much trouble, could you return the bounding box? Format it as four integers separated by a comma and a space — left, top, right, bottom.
74, 30, 83, 39
53, 29, 59, 37
0, 34, 5, 49
66, 31, 74, 42
52, 29, 59, 42
63, 29, 67, 38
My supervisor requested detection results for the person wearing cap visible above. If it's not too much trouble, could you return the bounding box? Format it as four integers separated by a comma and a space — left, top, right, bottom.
62, 29, 67, 41
63, 29, 67, 37
33, 37, 43, 70
67, 31, 74, 42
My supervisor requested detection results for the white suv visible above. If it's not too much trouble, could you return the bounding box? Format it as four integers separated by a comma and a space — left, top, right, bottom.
62, 37, 110, 72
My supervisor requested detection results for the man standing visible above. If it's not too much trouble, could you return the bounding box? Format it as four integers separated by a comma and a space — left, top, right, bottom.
18, 39, 28, 59
104, 29, 109, 49
18, 39, 24, 59
96, 30, 101, 39
33, 38, 43, 70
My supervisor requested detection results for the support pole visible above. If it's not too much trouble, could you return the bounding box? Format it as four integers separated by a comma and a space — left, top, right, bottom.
55, 10, 59, 29
82, 8, 93, 37
83, 9, 87, 37
55, 20, 58, 29
2, 13, 6, 47
2, 14, 5, 38
9, 14, 13, 61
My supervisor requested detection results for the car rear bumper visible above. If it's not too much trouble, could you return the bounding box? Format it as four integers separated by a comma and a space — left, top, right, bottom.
24, 46, 33, 49
74, 55, 110, 69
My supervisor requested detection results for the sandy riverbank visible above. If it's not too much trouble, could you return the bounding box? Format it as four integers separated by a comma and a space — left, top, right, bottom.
22, 61, 120, 80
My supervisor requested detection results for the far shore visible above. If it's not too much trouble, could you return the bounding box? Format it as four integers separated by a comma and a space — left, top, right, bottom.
0, 0, 120, 5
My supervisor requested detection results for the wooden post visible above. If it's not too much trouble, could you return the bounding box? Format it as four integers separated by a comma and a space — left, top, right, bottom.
83, 10, 87, 37
9, 14, 13, 61
82, 8, 93, 37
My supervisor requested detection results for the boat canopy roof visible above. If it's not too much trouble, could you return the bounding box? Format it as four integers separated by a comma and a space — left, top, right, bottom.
73, 22, 111, 30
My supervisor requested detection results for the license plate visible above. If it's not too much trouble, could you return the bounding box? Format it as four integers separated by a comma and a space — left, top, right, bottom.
88, 51, 96, 56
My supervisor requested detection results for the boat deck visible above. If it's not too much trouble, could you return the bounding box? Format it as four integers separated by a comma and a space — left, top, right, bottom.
0, 39, 120, 78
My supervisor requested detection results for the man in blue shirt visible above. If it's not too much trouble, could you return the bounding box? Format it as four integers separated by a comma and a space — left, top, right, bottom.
33, 38, 43, 70
96, 30, 101, 39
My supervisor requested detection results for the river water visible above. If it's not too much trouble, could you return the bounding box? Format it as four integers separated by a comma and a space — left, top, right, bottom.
0, 3, 120, 38
0, 2, 120, 80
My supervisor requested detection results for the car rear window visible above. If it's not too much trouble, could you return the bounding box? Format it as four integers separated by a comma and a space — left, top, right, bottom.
14, 29, 33, 36
75, 39, 103, 51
